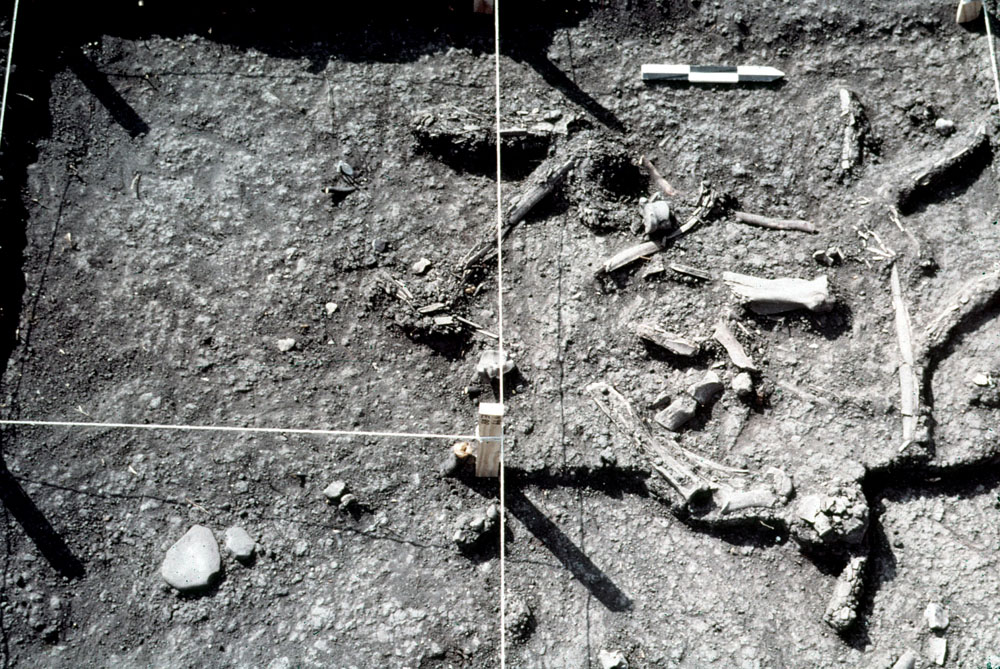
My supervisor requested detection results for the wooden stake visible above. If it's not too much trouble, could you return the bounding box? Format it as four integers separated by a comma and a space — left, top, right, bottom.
475, 402, 503, 477
956, 0, 982, 23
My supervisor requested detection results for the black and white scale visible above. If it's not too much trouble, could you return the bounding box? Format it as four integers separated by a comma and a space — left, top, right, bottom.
642, 64, 784, 83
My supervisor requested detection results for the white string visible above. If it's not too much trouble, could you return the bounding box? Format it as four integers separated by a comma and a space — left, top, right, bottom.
0, 418, 489, 442
985, 3, 1000, 111
492, 0, 507, 666
0, 0, 20, 151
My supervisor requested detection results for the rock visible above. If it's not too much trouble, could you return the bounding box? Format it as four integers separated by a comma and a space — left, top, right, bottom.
276, 337, 296, 352
476, 349, 515, 381
504, 595, 535, 643
641, 200, 675, 237
654, 395, 698, 431
732, 372, 754, 400
337, 160, 354, 177
927, 636, 947, 666
161, 525, 221, 591
599, 648, 628, 669
453, 503, 499, 551
323, 480, 348, 502
823, 555, 867, 632
372, 239, 389, 254
689, 371, 724, 405
890, 649, 918, 669
923, 602, 949, 631
934, 118, 955, 136
411, 258, 432, 275
224, 527, 256, 561
339, 493, 357, 509
972, 372, 991, 387
324, 302, 338, 316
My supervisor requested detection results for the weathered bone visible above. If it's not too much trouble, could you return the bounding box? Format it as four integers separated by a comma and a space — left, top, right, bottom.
712, 319, 757, 371
824, 554, 868, 633
890, 265, 919, 449
635, 324, 700, 357
723, 272, 834, 314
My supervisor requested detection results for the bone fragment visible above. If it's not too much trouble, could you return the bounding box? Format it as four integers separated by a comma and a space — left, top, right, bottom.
635, 324, 700, 357
733, 210, 817, 234
890, 265, 919, 448
723, 272, 834, 314
712, 319, 757, 371
600, 240, 661, 275
640, 154, 680, 197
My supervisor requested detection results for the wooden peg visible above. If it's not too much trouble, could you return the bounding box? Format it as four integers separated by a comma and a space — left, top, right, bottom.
475, 402, 503, 477
473, 0, 494, 13
957, 0, 983, 23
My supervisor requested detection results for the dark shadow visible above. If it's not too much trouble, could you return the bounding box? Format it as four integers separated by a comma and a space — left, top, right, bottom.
642, 78, 787, 93
640, 340, 709, 370
510, 465, 651, 500
684, 518, 786, 549
505, 486, 632, 612
897, 137, 993, 215
741, 301, 853, 341
0, 459, 85, 579
65, 47, 149, 137
921, 297, 1000, 412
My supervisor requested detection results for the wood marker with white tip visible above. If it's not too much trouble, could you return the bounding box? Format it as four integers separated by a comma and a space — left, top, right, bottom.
475, 402, 503, 477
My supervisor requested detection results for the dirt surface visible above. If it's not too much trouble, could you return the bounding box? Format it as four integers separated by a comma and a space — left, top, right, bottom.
2, 1, 1000, 667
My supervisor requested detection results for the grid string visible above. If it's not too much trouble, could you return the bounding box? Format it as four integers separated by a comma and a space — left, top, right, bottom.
0, 0, 20, 151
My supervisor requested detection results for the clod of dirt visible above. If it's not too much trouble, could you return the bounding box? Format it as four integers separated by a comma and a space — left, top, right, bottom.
504, 595, 535, 644
224, 527, 256, 561
160, 525, 221, 592
452, 503, 499, 552
823, 555, 867, 633
793, 486, 869, 546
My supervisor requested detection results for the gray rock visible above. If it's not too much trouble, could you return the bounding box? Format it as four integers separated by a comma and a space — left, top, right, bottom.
641, 200, 675, 237
453, 503, 499, 551
323, 480, 348, 502
411, 258, 432, 275
890, 649, 918, 669
324, 302, 338, 316
339, 493, 357, 509
504, 595, 535, 643
927, 636, 947, 666
599, 648, 628, 669
161, 525, 221, 591
732, 372, 754, 400
689, 371, 724, 405
224, 526, 256, 561
924, 602, 948, 631
372, 238, 389, 253
654, 395, 698, 431
276, 337, 296, 352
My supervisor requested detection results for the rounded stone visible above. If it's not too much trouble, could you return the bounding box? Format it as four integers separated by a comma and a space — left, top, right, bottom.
161, 525, 221, 591
224, 526, 256, 561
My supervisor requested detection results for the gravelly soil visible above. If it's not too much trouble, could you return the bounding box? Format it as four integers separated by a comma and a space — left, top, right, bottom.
1, 1, 999, 668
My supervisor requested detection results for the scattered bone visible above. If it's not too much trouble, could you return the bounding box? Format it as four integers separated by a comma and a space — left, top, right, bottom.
891, 265, 920, 450
893, 121, 992, 214
641, 200, 676, 237
600, 240, 661, 275
688, 371, 724, 405
723, 272, 834, 314
924, 602, 949, 631
669, 262, 712, 281
838, 88, 876, 179
732, 372, 754, 400
823, 555, 867, 633
927, 636, 947, 666
640, 154, 680, 197
713, 319, 758, 371
461, 158, 576, 271
635, 324, 700, 357
733, 210, 817, 234
812, 247, 844, 266
589, 381, 792, 524
639, 258, 667, 280
654, 395, 698, 432
477, 349, 515, 381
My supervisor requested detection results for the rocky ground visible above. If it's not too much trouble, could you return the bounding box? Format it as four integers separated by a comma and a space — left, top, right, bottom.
1, 1, 1000, 667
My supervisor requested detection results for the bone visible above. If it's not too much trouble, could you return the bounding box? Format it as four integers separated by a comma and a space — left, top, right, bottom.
893, 122, 992, 214
733, 210, 817, 234
723, 272, 834, 314
838, 88, 875, 180
823, 555, 868, 633
713, 319, 758, 371
719, 487, 777, 514
890, 265, 919, 449
599, 240, 661, 275
635, 324, 700, 357
640, 154, 680, 197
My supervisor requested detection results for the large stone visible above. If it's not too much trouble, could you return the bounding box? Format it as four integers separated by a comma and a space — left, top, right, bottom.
161, 525, 221, 591
654, 395, 698, 431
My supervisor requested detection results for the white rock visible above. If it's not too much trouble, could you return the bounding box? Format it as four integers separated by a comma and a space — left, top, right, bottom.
732, 372, 754, 399
924, 602, 949, 631
972, 372, 990, 387
324, 302, 338, 316
891, 649, 918, 669
276, 337, 296, 352
934, 118, 955, 136
224, 527, 256, 560
599, 648, 628, 669
161, 525, 221, 591
927, 636, 947, 666
323, 480, 348, 502
476, 349, 515, 380
411, 258, 432, 275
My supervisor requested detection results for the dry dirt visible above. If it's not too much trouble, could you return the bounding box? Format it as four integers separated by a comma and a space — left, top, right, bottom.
1, 1, 1000, 668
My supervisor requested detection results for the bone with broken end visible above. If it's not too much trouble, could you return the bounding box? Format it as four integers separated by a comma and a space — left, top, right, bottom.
712, 319, 757, 371
723, 272, 834, 314
635, 324, 699, 357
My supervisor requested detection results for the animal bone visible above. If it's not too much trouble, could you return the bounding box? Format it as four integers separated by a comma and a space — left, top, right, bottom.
824, 555, 868, 633
635, 324, 700, 357
723, 272, 834, 314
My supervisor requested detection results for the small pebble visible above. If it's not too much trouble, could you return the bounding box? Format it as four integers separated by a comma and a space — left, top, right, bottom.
927, 636, 947, 666
337, 160, 354, 176
224, 527, 256, 561
732, 372, 754, 400
934, 118, 955, 136
323, 480, 347, 502
599, 649, 628, 669
372, 239, 389, 254
412, 258, 432, 275
325, 302, 338, 316
276, 338, 296, 352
